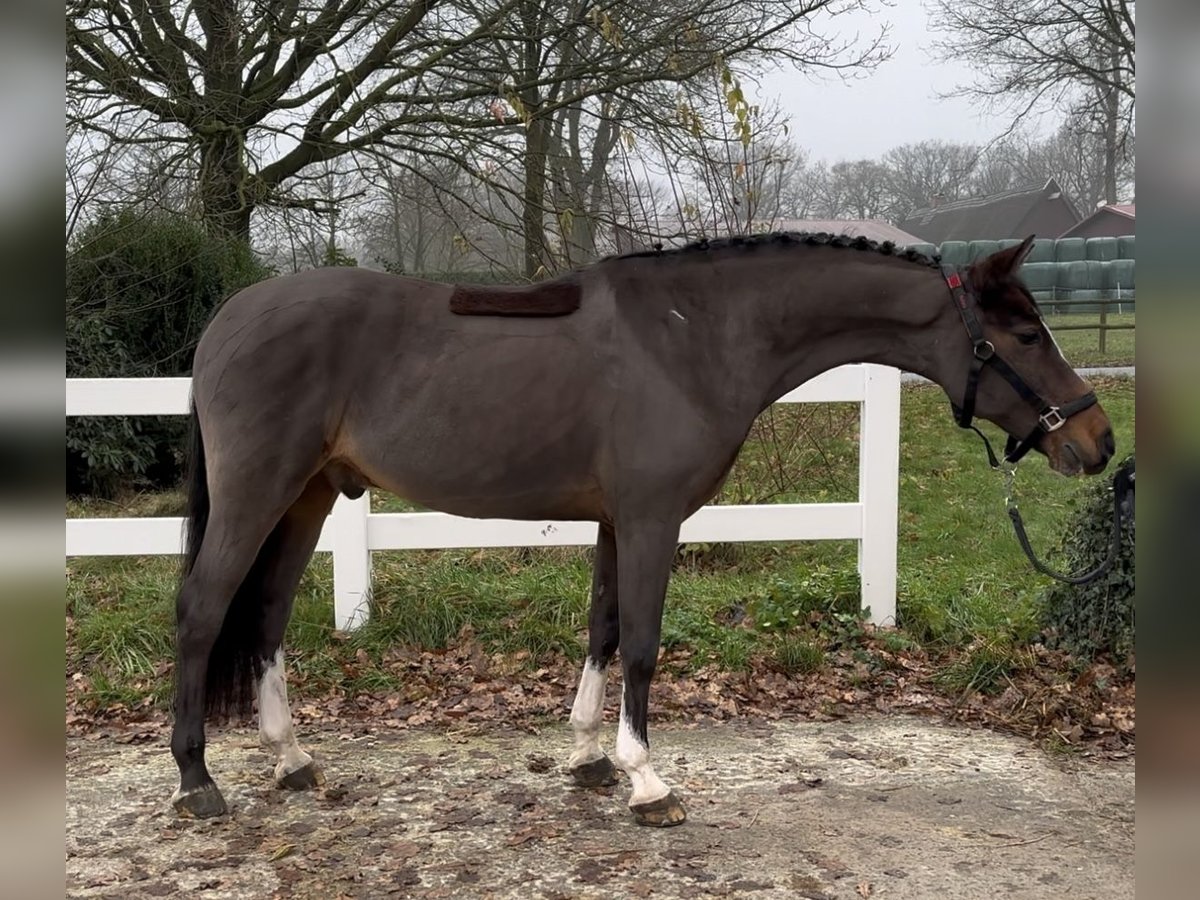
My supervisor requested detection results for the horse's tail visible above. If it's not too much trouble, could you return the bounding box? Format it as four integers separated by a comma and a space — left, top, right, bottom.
181, 400, 209, 578
177, 401, 263, 719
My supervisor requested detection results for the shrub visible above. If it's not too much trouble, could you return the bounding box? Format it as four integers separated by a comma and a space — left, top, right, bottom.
748, 567, 861, 634
1039, 456, 1135, 663
66, 209, 271, 496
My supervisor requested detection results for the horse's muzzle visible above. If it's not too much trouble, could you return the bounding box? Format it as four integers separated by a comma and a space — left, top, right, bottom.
1053, 425, 1115, 476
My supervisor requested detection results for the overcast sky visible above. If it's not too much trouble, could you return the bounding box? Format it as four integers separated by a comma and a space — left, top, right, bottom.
756, 3, 1059, 162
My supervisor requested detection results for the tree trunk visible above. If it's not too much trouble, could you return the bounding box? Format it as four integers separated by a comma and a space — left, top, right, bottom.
196, 1, 252, 240
413, 201, 427, 273
1102, 47, 1121, 205
388, 171, 405, 272
549, 97, 614, 268
523, 112, 550, 279
198, 129, 253, 240
569, 211, 597, 263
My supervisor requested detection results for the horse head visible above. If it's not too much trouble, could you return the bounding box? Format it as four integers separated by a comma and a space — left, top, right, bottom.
933, 236, 1115, 476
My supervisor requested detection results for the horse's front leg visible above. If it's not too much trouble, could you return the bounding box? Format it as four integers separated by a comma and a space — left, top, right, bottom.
614, 517, 687, 827
568, 524, 620, 788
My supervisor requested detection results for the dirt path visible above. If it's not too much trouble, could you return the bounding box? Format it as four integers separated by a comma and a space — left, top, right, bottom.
66, 716, 1133, 899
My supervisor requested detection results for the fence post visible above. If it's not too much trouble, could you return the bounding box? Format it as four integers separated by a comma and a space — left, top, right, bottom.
1099, 302, 1108, 354
857, 365, 901, 627
332, 492, 371, 631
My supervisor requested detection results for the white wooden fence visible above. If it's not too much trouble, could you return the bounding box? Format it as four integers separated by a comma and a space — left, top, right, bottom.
66, 365, 901, 630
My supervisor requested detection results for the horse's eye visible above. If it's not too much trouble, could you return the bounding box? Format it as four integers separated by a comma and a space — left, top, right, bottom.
1017, 331, 1042, 346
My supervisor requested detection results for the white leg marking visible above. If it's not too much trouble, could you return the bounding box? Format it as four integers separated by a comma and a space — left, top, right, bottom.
257, 648, 313, 780
615, 698, 670, 807
568, 658, 609, 768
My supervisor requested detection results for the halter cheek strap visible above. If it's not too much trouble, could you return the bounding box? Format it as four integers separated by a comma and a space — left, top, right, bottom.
942, 264, 1098, 464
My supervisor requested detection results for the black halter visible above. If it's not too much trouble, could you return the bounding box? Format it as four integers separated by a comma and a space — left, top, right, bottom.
942, 264, 1098, 465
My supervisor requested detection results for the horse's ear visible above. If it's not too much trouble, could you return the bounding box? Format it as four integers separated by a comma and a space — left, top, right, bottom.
968, 234, 1036, 293
1010, 234, 1036, 269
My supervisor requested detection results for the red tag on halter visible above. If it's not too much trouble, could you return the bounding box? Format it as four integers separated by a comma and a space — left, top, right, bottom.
946, 272, 962, 290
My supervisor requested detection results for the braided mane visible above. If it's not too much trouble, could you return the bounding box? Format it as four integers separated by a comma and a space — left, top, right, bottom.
606, 230, 941, 269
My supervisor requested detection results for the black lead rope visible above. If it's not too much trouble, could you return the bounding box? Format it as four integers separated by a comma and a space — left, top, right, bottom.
962, 405, 1133, 586
1006, 456, 1133, 585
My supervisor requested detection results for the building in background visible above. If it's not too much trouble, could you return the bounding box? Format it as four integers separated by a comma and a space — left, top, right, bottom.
897, 178, 1081, 243
1060, 204, 1135, 240
771, 219, 923, 245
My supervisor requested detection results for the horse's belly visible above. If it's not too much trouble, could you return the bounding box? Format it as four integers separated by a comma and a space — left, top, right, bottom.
341, 391, 607, 522
333, 322, 613, 520
358, 449, 604, 522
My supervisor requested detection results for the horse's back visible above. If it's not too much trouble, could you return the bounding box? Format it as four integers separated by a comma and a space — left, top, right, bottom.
191, 267, 617, 520
189, 268, 443, 467
196, 268, 442, 362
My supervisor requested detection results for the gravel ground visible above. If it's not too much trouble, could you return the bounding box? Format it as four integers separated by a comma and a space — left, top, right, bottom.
66, 716, 1133, 899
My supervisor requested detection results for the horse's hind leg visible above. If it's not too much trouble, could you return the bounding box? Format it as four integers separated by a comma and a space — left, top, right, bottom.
252, 476, 337, 790
258, 648, 321, 788
171, 501, 292, 817
568, 524, 620, 789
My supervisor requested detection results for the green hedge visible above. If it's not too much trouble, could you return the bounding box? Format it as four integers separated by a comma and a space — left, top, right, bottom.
66, 209, 271, 497
1039, 457, 1135, 662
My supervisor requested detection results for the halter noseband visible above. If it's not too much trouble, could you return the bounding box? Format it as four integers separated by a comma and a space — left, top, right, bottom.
942, 264, 1098, 465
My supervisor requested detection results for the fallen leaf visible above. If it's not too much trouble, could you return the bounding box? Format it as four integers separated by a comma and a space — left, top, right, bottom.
506, 827, 542, 847
526, 753, 556, 774
388, 841, 422, 859
270, 844, 296, 861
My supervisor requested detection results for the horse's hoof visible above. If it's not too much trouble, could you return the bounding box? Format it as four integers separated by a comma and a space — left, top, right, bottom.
277, 760, 326, 791
570, 755, 619, 789
171, 782, 228, 819
631, 791, 687, 827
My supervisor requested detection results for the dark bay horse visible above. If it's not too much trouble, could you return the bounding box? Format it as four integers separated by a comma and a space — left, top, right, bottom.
170, 233, 1114, 825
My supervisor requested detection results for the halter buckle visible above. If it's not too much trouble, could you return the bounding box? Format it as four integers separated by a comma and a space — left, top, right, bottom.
973, 340, 995, 360
1039, 407, 1066, 432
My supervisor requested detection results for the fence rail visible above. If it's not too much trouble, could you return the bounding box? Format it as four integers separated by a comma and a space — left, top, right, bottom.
1045, 297, 1135, 353
66, 365, 902, 630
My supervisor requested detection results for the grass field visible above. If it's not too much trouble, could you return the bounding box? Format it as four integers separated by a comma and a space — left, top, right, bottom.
66, 378, 1135, 710
1044, 312, 1135, 367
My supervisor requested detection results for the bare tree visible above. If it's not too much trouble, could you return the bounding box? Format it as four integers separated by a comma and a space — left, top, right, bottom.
348, 154, 473, 273
442, 0, 889, 274
925, 0, 1134, 204
67, 1, 488, 238
66, 104, 198, 240
1020, 120, 1133, 211
968, 140, 1023, 199
780, 157, 893, 220
883, 140, 980, 220
250, 162, 364, 272
659, 91, 798, 236
67, 0, 889, 277
826, 159, 893, 219
769, 144, 819, 219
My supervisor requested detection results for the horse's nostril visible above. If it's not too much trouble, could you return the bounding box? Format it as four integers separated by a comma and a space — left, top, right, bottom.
1101, 428, 1116, 459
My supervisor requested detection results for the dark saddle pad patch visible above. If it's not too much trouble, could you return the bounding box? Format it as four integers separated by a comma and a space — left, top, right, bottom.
449, 280, 580, 317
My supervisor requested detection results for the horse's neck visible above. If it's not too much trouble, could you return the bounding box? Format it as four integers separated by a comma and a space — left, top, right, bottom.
605, 249, 943, 425
736, 256, 942, 411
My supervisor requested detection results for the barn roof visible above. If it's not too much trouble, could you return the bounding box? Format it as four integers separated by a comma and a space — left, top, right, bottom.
897, 178, 1081, 243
